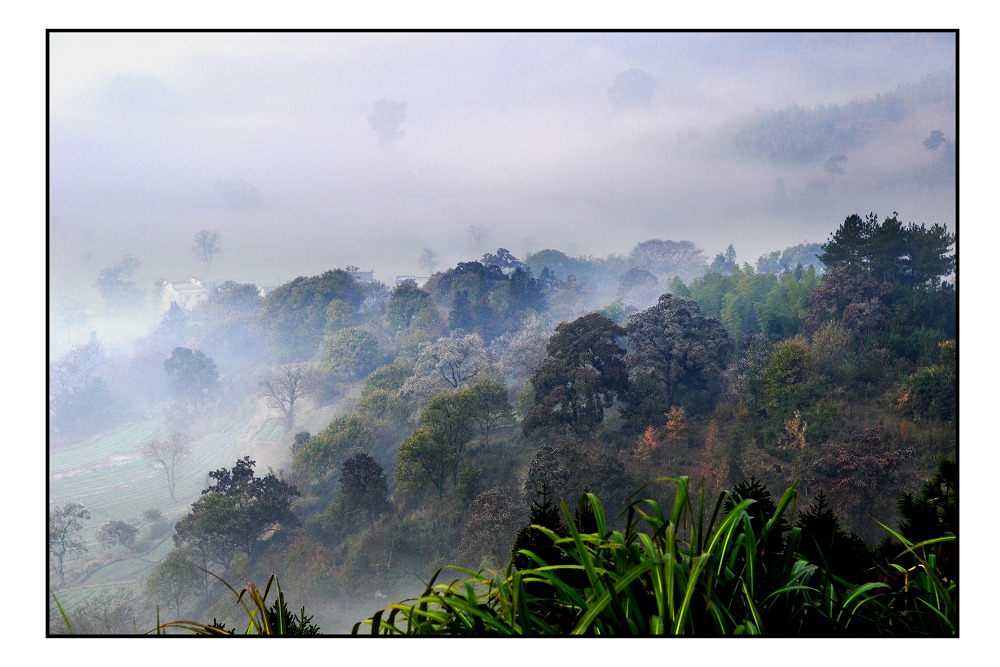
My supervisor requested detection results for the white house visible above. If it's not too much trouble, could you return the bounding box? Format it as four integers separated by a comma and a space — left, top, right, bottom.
161, 278, 209, 312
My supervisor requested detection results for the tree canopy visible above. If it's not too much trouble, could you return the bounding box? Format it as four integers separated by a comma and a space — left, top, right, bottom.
624, 294, 734, 426
174, 457, 299, 567
524, 313, 629, 436
820, 212, 954, 287
259, 269, 366, 360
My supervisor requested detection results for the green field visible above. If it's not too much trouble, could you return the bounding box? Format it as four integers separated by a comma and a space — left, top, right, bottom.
48, 401, 291, 607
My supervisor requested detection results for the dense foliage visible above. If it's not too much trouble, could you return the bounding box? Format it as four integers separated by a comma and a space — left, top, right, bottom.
51, 210, 956, 637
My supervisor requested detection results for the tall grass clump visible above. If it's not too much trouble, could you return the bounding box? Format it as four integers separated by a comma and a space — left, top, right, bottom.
153, 572, 319, 635
352, 476, 956, 636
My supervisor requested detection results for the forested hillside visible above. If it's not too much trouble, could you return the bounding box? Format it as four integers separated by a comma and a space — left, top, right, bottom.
49, 212, 956, 636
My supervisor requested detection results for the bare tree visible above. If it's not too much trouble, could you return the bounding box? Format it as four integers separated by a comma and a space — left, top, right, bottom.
418, 247, 439, 274
259, 365, 311, 432
193, 229, 222, 271
49, 503, 90, 586
467, 224, 490, 251
142, 431, 191, 502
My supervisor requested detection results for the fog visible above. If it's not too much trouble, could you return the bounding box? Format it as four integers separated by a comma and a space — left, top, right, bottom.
45, 30, 957, 636
50, 32, 955, 350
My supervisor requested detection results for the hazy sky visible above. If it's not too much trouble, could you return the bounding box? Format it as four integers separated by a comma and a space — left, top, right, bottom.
48, 31, 955, 290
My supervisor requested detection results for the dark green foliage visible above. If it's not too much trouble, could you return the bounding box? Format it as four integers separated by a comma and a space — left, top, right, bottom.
426, 260, 546, 341
623, 294, 734, 425
321, 327, 382, 379
511, 485, 567, 570
293, 415, 375, 483
524, 313, 629, 435
206, 599, 320, 636
523, 439, 636, 519
357, 477, 956, 636
481, 247, 526, 273
724, 477, 790, 553
880, 458, 957, 581
894, 347, 956, 424
465, 377, 515, 444
97, 520, 138, 551
174, 457, 300, 567
163, 346, 219, 408
820, 212, 955, 288
340, 452, 390, 529
709, 244, 737, 275
258, 269, 365, 361
386, 281, 434, 333
290, 431, 311, 456
795, 492, 874, 584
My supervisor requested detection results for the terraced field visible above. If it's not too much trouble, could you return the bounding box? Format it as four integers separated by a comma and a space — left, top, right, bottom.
48, 387, 351, 632
49, 397, 293, 607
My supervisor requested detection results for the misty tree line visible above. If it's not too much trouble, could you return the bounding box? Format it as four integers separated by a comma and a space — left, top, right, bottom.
49, 211, 954, 634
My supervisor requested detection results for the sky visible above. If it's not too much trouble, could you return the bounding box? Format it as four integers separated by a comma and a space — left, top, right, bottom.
47, 30, 956, 294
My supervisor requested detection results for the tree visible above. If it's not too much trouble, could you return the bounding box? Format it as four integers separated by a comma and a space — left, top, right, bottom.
193, 229, 222, 271
146, 548, 201, 619
401, 333, 499, 404
142, 430, 191, 501
340, 452, 390, 529
174, 457, 300, 567
368, 98, 406, 144
465, 378, 515, 445
258, 269, 366, 361
59, 589, 146, 635
617, 267, 659, 302
628, 239, 707, 282
419, 247, 439, 274
93, 255, 144, 312
894, 339, 956, 424
795, 492, 873, 584
421, 390, 477, 461
49, 502, 90, 586
259, 365, 312, 432
164, 347, 219, 409
756, 242, 825, 275
623, 294, 734, 426
394, 427, 458, 498
386, 282, 436, 333
802, 425, 915, 542
481, 248, 526, 274
819, 212, 955, 288
467, 224, 490, 250
424, 260, 543, 341
491, 313, 552, 388
761, 339, 818, 424
511, 484, 568, 572
293, 415, 375, 483
607, 68, 658, 109
457, 486, 526, 569
523, 313, 629, 436
709, 244, 738, 275
49, 335, 120, 438
97, 520, 138, 551
805, 265, 891, 338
